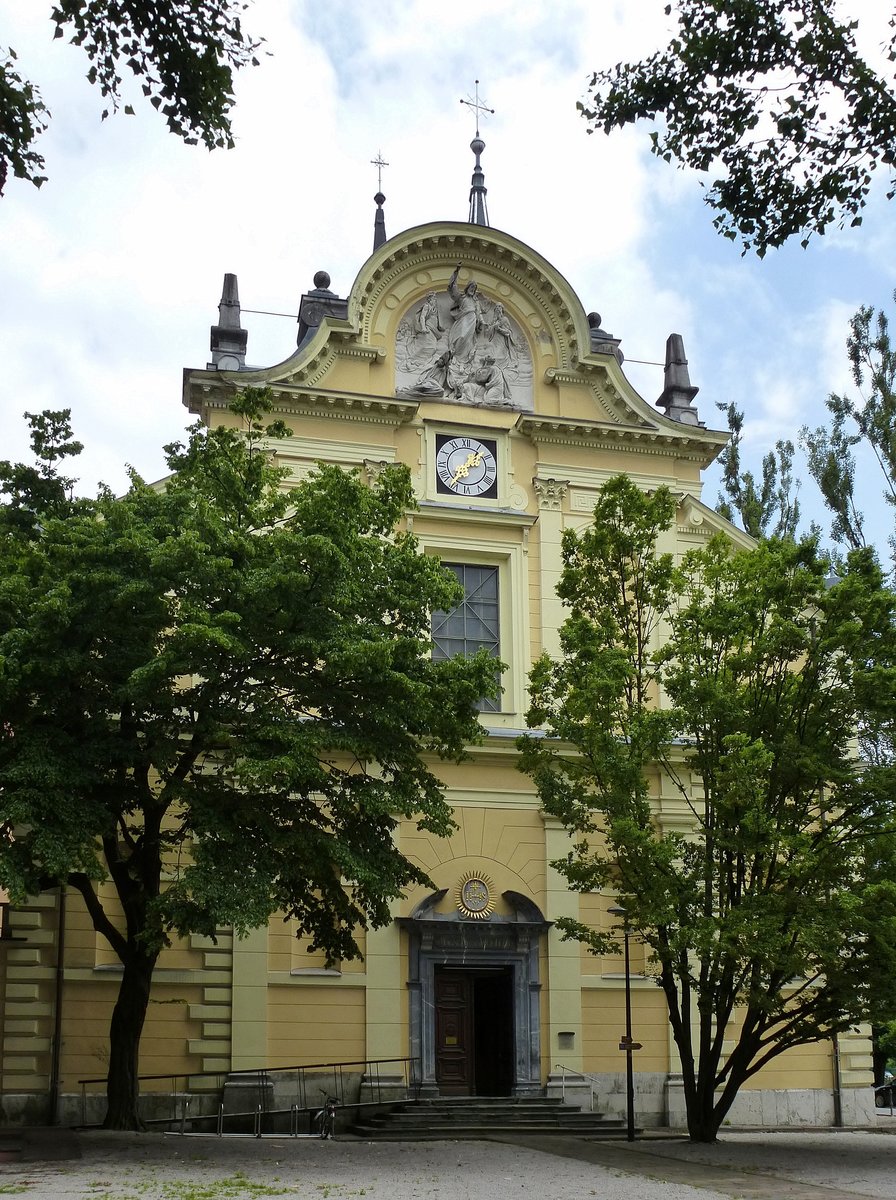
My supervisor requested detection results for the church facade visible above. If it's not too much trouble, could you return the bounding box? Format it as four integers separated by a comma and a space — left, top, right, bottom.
1, 185, 875, 1128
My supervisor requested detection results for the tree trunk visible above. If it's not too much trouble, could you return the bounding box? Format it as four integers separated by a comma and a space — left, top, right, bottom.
103, 947, 158, 1130
687, 1072, 723, 1143
687, 1105, 721, 1142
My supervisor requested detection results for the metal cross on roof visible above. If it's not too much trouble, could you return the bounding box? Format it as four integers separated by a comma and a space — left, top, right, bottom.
370, 150, 389, 193
460, 80, 495, 137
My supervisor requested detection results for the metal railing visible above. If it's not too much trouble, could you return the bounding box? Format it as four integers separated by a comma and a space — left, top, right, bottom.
76, 1056, 420, 1134
553, 1064, 599, 1112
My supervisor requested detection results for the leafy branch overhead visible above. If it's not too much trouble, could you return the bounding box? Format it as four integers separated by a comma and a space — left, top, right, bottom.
1, 2, 262, 194
580, 1, 896, 254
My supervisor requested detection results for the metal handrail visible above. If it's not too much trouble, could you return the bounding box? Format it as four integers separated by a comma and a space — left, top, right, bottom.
553, 1063, 599, 1112
77, 1056, 420, 1131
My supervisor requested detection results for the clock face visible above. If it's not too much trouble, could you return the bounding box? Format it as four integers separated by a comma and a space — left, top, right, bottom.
435, 435, 498, 499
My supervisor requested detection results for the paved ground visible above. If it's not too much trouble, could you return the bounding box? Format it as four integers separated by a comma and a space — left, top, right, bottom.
2, 1128, 896, 1200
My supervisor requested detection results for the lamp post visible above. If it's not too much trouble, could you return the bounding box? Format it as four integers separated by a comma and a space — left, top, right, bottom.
608, 903, 636, 1141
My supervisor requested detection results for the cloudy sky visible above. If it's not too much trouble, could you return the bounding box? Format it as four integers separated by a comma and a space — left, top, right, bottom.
3, 0, 895, 550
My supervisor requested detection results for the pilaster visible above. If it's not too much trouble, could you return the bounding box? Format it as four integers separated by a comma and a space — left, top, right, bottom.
533, 477, 569, 659
230, 926, 267, 1070
364, 911, 404, 1063
542, 815, 583, 1073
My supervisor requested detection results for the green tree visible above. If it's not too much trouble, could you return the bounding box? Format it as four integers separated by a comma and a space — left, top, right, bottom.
519, 475, 896, 1142
715, 402, 801, 538
2, 1, 261, 194
800, 298, 896, 1090
0, 393, 497, 1130
802, 296, 896, 564
580, 1, 896, 254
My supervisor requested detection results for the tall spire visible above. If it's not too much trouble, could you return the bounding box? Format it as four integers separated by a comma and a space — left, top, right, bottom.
371, 150, 388, 251
460, 80, 493, 226
208, 273, 247, 370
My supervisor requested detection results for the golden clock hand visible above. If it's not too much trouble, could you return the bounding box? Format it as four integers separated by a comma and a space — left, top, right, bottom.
451, 451, 482, 486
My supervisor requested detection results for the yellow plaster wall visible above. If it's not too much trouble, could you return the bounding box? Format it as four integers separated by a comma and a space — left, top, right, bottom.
58, 978, 204, 1094
582, 983, 669, 1074
267, 984, 365, 1064
742, 1043, 835, 1091
578, 893, 650, 976
401, 804, 546, 914
268, 918, 365, 975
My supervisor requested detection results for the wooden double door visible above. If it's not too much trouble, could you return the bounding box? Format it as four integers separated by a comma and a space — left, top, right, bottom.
434, 966, 514, 1096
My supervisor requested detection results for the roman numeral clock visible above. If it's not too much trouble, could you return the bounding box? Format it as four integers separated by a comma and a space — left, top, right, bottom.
435, 434, 498, 499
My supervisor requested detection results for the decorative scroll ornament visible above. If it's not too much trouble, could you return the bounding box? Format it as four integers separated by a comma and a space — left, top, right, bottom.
455, 871, 496, 920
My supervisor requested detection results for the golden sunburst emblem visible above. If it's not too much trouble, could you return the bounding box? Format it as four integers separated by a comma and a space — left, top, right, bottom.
455, 871, 495, 920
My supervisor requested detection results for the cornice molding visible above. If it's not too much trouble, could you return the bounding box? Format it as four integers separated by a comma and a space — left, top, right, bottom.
517, 414, 727, 467
188, 379, 419, 427
416, 500, 537, 528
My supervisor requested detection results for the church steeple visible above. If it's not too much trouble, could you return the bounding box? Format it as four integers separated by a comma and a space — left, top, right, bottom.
371, 151, 388, 251
461, 81, 493, 227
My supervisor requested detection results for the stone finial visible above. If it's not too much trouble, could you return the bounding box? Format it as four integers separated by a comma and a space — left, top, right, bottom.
296, 272, 349, 349
208, 273, 248, 370
655, 333, 700, 425
587, 312, 624, 364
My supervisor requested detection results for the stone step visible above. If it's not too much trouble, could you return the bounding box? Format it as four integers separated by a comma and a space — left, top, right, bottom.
369, 1109, 613, 1125
400, 1099, 565, 1108
352, 1119, 626, 1140
352, 1096, 628, 1141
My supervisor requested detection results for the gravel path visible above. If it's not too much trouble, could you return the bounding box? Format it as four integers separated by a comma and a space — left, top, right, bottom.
2, 1128, 896, 1200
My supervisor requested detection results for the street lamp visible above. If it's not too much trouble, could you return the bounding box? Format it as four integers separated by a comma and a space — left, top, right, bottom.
608, 903, 636, 1141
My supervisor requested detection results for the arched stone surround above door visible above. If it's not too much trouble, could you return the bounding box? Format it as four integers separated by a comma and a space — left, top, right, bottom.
398, 890, 551, 1096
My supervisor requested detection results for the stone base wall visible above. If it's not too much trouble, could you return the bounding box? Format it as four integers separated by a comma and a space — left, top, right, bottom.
0, 1093, 54, 1127
547, 1072, 668, 1127
665, 1082, 876, 1129
547, 1072, 876, 1129
5, 1077, 879, 1130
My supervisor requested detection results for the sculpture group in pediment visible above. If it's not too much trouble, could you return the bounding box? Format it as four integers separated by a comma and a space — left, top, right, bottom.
395, 265, 533, 410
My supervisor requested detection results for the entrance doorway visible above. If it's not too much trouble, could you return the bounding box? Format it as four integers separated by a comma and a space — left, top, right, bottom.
434, 966, 514, 1095
401, 888, 548, 1095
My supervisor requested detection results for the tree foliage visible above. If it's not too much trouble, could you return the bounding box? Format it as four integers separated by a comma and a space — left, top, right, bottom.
715, 401, 801, 538
2, 1, 261, 194
0, 393, 497, 1129
0, 49, 50, 195
519, 475, 896, 1142
802, 296, 896, 565
580, 1, 896, 254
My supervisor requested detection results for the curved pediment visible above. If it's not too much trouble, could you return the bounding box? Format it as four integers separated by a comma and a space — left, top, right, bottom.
184, 222, 728, 466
